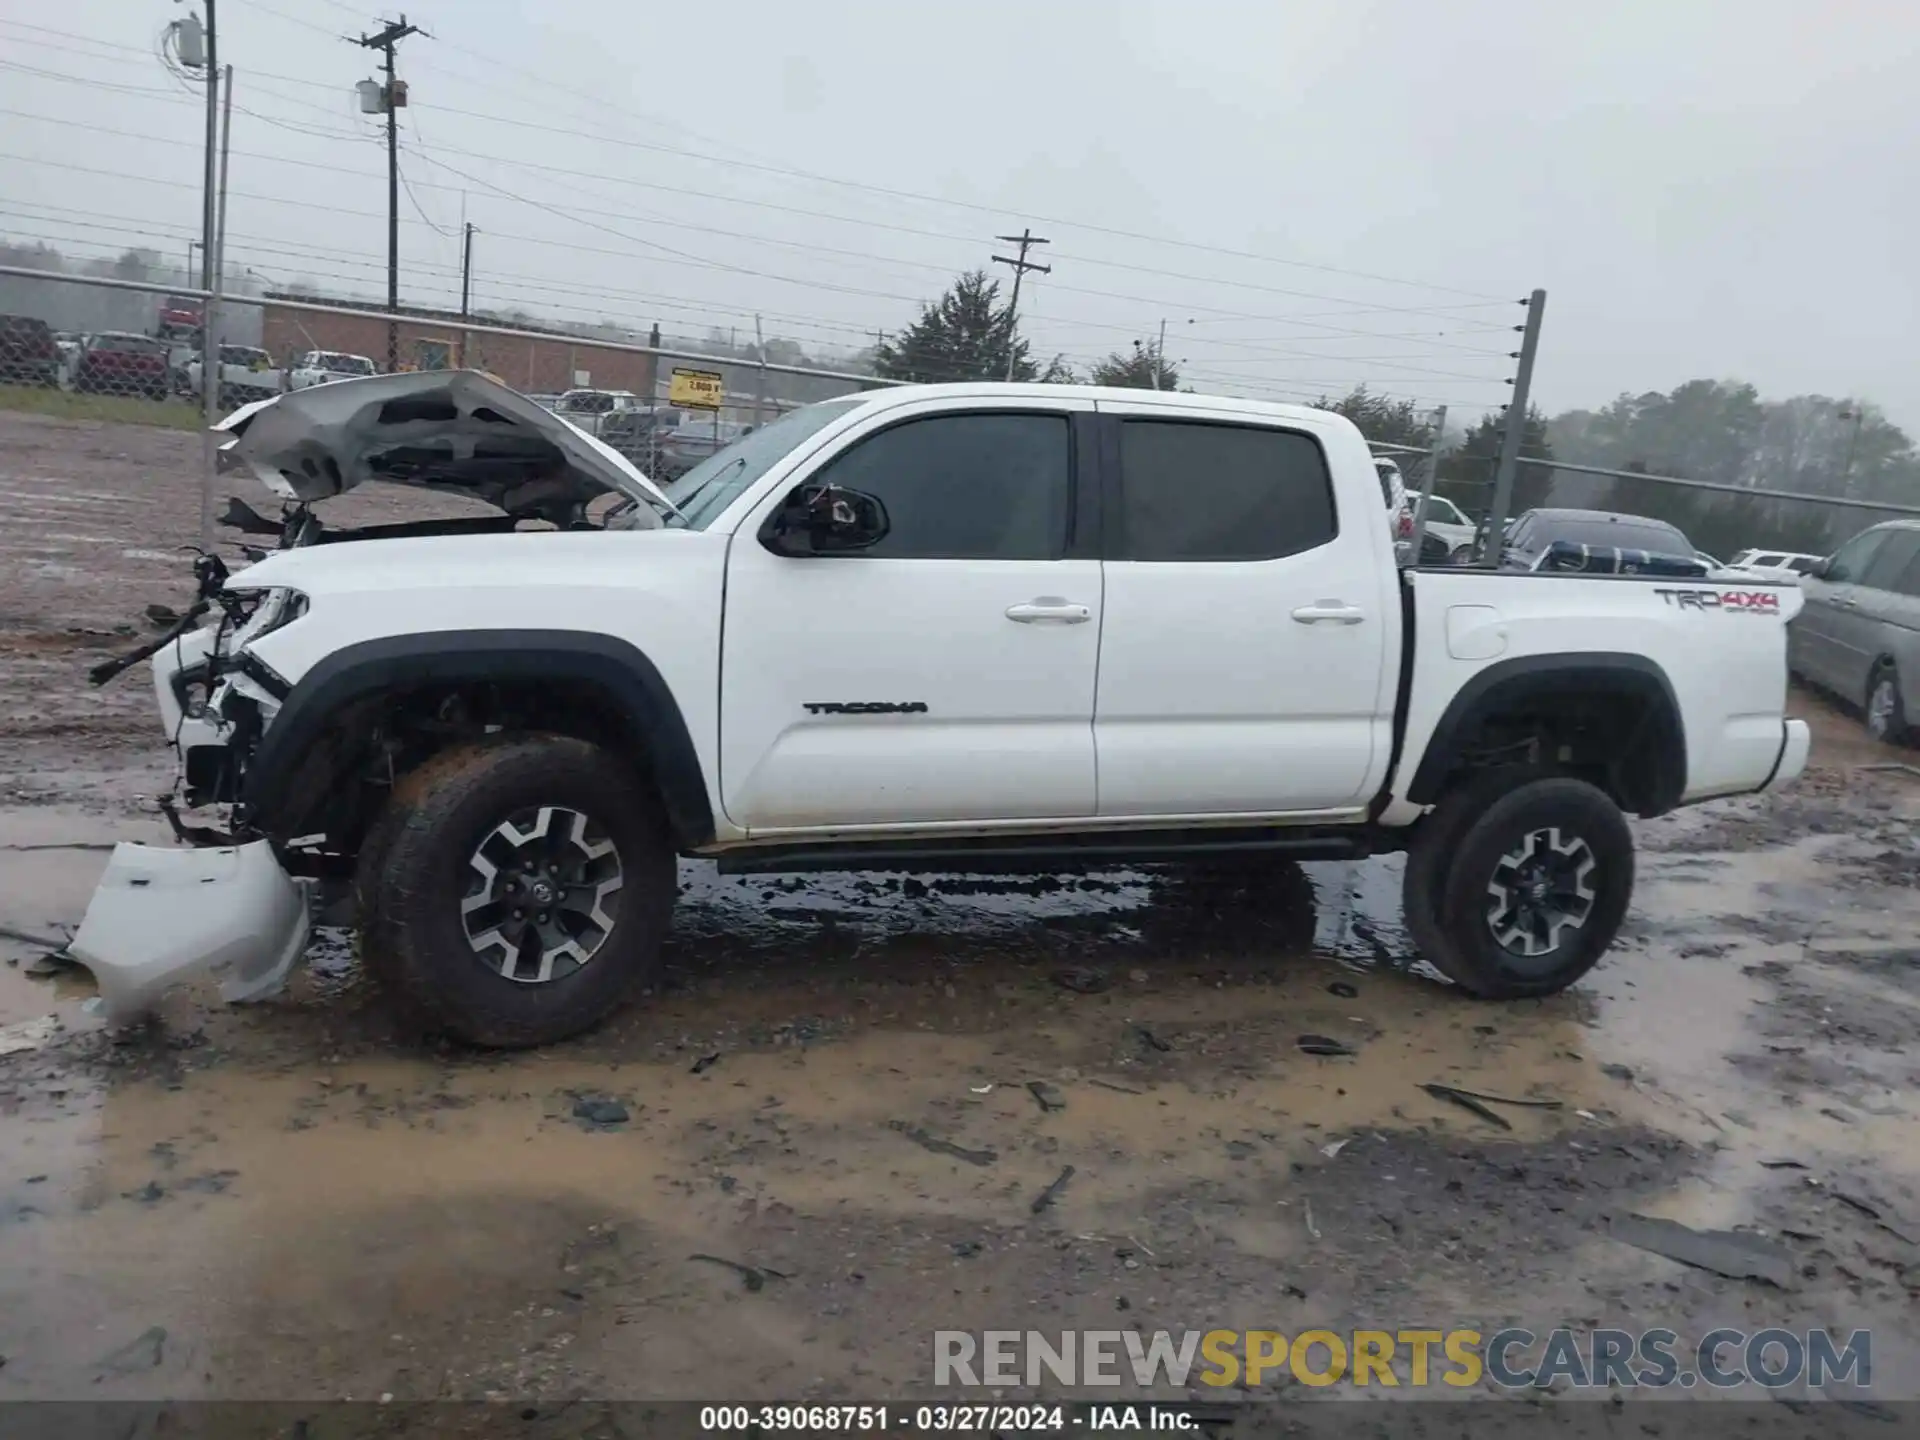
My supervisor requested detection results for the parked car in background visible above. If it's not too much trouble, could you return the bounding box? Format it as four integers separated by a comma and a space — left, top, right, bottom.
655, 415, 749, 479
288, 351, 378, 390
1497, 508, 1698, 571
1788, 520, 1920, 744
1728, 548, 1824, 581
0, 314, 62, 388
155, 294, 203, 342
53, 331, 85, 380
555, 389, 647, 437
1406, 489, 1476, 562
73, 332, 170, 399
187, 345, 285, 408
599, 405, 683, 463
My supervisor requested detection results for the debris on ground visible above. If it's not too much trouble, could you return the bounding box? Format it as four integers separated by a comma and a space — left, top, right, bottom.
951, 1241, 983, 1258
96, 1326, 166, 1376
689, 1053, 721, 1075
1027, 1081, 1066, 1113
687, 1254, 789, 1293
1225, 1141, 1256, 1160
0, 924, 66, 950
1051, 966, 1110, 994
1297, 1034, 1356, 1057
1420, 1082, 1563, 1130
1327, 981, 1359, 999
1031, 1165, 1075, 1214
889, 1121, 997, 1166
1827, 1184, 1919, 1246
1320, 1139, 1350, 1159
1134, 1026, 1173, 1053
1607, 1213, 1795, 1287
1089, 1079, 1144, 1095
0, 1016, 59, 1056
571, 1096, 630, 1128
1601, 1063, 1635, 1082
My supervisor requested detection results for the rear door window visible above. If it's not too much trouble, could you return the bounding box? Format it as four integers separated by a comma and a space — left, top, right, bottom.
1114, 419, 1336, 562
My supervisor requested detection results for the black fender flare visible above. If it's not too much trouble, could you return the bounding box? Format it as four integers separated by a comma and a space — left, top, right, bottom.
241, 630, 714, 848
1405, 652, 1687, 814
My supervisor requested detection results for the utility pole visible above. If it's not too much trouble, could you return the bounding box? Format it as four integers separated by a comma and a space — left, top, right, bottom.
357, 15, 424, 375
992, 228, 1050, 381
200, 63, 232, 551
1153, 317, 1168, 391
199, 0, 217, 292
1405, 405, 1448, 567
457, 220, 475, 368
1479, 288, 1547, 565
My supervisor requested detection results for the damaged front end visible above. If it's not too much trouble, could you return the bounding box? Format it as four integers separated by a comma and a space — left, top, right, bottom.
74, 557, 314, 1021
66, 371, 687, 1023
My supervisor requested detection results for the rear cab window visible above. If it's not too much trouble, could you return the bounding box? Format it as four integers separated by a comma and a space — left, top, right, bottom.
1113, 418, 1337, 562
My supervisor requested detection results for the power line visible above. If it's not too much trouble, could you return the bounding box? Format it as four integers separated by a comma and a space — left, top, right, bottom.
4, 16, 1508, 303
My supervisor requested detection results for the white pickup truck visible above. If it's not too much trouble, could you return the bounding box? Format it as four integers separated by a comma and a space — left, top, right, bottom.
72, 372, 1811, 1048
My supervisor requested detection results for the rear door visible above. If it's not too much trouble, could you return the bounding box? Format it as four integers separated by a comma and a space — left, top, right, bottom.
1090, 403, 1396, 816
720, 397, 1102, 831
1792, 528, 1893, 690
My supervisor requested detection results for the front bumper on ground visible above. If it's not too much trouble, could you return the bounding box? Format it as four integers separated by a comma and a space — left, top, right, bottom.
1763, 719, 1812, 793
67, 841, 310, 1022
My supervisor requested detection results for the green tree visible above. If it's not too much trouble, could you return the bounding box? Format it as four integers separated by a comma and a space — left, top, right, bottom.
1090, 340, 1179, 391
1311, 386, 1437, 452
874, 270, 1040, 383
1434, 405, 1554, 518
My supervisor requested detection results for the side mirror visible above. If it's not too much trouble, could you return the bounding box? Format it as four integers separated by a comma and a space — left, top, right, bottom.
762, 483, 890, 556
1809, 557, 1832, 580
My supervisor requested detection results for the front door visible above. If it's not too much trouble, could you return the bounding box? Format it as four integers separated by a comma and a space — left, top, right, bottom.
1090, 404, 1397, 816
720, 399, 1101, 832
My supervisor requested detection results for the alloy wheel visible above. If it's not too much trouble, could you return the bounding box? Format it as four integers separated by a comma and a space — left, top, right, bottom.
460, 806, 625, 983
1485, 826, 1597, 958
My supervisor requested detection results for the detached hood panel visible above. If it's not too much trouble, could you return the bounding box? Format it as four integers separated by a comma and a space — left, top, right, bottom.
213, 370, 667, 526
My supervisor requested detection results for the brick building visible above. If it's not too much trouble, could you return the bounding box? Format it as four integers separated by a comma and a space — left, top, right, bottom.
259, 293, 659, 397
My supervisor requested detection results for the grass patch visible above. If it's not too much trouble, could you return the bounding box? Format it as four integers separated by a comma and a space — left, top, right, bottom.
0, 384, 204, 431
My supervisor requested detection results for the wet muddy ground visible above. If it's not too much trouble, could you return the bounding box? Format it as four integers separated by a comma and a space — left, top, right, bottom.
2, 410, 1918, 1416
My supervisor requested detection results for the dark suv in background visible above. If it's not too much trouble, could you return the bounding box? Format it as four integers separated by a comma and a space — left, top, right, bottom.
0, 314, 61, 388
1496, 507, 1705, 575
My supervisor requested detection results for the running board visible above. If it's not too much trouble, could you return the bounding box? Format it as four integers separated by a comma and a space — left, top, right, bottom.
713, 826, 1374, 876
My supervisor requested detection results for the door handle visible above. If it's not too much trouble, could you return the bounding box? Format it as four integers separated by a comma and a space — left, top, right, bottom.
1006, 598, 1091, 624
1291, 601, 1366, 625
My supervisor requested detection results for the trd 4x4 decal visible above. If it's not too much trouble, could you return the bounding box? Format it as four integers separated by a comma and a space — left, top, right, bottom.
802, 701, 931, 715
1654, 588, 1781, 613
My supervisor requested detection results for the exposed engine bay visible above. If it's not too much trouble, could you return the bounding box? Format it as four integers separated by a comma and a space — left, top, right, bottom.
208, 368, 666, 555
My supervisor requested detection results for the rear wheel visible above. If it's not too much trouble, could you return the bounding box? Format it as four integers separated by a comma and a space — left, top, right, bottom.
1432, 776, 1634, 999
1866, 664, 1910, 746
1401, 766, 1548, 984
359, 734, 677, 1048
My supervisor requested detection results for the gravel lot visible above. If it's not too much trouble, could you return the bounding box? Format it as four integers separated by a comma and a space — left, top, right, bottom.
1, 409, 1916, 1427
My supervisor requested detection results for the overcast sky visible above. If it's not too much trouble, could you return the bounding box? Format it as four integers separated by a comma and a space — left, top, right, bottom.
5, 0, 1917, 427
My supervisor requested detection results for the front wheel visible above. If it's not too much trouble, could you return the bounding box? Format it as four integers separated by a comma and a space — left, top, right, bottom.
1433, 777, 1634, 999
358, 734, 677, 1048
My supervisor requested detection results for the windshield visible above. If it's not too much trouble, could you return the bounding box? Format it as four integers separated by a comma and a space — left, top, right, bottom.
1542, 516, 1690, 553
92, 334, 163, 354
663, 398, 861, 530
321, 353, 374, 374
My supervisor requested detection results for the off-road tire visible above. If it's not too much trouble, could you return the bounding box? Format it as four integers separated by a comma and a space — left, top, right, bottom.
1400, 765, 1551, 986
358, 733, 676, 1048
1434, 776, 1634, 999
1866, 663, 1911, 747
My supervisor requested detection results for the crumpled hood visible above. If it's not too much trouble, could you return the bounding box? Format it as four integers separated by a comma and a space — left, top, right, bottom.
213, 370, 668, 526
